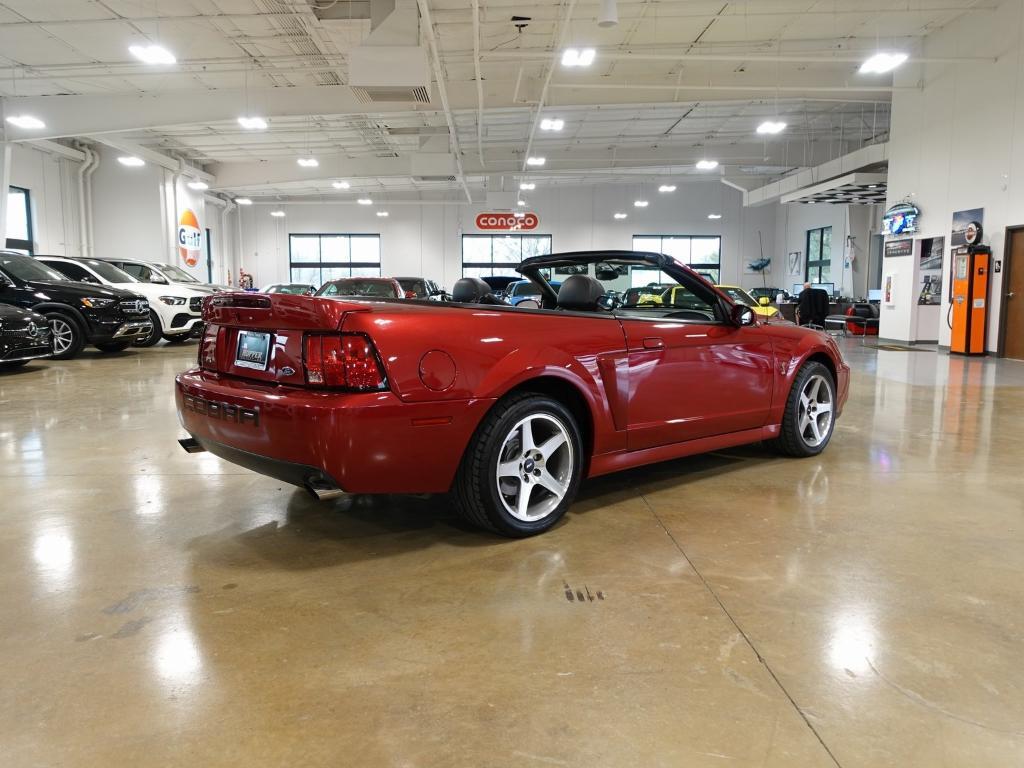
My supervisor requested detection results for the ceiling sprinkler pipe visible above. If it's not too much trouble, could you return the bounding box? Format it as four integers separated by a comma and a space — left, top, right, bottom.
598, 0, 618, 28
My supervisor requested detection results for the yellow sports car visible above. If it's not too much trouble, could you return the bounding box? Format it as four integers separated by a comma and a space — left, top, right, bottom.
716, 285, 782, 319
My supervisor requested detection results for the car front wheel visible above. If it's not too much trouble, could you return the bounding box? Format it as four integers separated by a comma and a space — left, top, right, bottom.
452, 393, 583, 537
46, 312, 84, 360
134, 311, 163, 347
774, 361, 836, 457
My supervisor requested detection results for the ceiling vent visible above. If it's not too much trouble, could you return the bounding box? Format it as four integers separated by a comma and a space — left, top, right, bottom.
353, 85, 430, 104
414, 175, 457, 182
348, 0, 431, 104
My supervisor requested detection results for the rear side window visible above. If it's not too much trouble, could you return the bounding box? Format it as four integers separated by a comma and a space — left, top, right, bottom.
119, 263, 150, 280
46, 261, 96, 283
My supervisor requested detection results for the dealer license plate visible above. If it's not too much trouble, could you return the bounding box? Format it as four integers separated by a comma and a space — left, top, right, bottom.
235, 330, 271, 370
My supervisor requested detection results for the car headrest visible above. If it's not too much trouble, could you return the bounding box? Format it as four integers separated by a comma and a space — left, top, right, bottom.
452, 277, 491, 303
557, 274, 605, 311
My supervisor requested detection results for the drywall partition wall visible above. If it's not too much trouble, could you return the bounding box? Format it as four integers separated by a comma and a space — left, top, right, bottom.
8, 142, 82, 256
235, 181, 777, 290
886, 0, 1024, 351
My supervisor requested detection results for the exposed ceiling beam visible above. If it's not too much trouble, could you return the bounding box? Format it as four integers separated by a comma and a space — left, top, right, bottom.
210, 153, 458, 191
87, 136, 215, 182
25, 139, 85, 162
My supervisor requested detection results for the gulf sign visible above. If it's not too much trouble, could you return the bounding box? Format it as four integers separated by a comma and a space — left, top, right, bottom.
475, 212, 539, 231
177, 208, 202, 267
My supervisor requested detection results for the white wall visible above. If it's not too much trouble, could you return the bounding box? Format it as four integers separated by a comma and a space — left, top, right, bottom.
8, 142, 82, 256
237, 181, 778, 290
885, 0, 1024, 350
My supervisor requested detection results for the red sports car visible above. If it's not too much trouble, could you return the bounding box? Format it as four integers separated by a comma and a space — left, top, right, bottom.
176, 251, 849, 537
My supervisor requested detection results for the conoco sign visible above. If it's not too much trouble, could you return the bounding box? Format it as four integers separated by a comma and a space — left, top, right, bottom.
475, 212, 539, 231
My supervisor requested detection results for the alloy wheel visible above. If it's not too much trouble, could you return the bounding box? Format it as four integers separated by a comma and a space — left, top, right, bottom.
49, 318, 74, 355
495, 413, 574, 522
798, 373, 834, 448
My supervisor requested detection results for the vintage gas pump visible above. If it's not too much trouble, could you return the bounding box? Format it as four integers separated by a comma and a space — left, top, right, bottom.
949, 221, 991, 356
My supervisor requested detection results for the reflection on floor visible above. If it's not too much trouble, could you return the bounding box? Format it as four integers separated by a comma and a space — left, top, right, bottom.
2, 341, 1023, 767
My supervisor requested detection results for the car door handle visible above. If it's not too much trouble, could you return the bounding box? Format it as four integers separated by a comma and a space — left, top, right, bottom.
642, 337, 664, 349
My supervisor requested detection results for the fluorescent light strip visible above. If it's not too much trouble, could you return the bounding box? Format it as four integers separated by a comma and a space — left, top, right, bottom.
237, 116, 267, 130
860, 52, 908, 75
561, 48, 595, 67
297, 157, 319, 167
696, 159, 719, 171
6, 115, 45, 130
658, 184, 676, 193
129, 44, 176, 65
118, 156, 145, 167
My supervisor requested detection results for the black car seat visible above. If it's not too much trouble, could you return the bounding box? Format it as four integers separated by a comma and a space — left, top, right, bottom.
557, 274, 606, 311
451, 277, 506, 305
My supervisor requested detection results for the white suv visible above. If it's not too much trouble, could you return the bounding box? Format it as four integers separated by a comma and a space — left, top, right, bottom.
37, 256, 206, 347
101, 257, 231, 293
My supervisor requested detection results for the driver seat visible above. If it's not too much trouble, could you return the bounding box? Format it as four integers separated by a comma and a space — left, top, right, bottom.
451, 277, 506, 305
557, 274, 605, 312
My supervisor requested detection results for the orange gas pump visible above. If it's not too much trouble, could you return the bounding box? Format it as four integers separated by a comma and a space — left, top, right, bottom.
949, 221, 990, 355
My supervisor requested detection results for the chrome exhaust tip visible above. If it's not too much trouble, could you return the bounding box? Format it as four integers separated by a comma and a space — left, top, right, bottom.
178, 437, 206, 454
306, 477, 348, 501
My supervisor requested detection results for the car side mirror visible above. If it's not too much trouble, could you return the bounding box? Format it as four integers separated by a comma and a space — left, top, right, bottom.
730, 303, 756, 326
596, 294, 619, 311
150, 274, 168, 284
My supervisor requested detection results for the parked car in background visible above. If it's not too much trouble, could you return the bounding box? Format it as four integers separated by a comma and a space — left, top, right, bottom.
316, 277, 405, 299
716, 285, 783, 320
621, 284, 673, 307
749, 286, 790, 304
505, 279, 562, 306
38, 256, 205, 346
176, 250, 848, 538
396, 277, 446, 300
0, 252, 151, 358
480, 275, 520, 298
262, 283, 316, 296
0, 304, 52, 370
97, 257, 230, 293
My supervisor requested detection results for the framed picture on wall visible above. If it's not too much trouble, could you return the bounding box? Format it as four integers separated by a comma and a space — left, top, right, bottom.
787, 251, 802, 276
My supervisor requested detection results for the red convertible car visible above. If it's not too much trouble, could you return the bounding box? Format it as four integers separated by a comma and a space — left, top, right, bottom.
176, 251, 849, 537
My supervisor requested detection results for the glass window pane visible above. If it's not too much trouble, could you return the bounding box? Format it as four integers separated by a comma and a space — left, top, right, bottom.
290, 266, 321, 285
462, 266, 491, 278
661, 237, 691, 263
291, 236, 321, 263
691, 237, 720, 265
322, 266, 352, 281
321, 236, 348, 264
822, 227, 832, 255
521, 236, 550, 258
633, 237, 661, 253
350, 266, 381, 277
351, 236, 380, 264
492, 236, 521, 263
808, 231, 820, 260
819, 264, 831, 283
462, 237, 491, 262
7, 189, 28, 241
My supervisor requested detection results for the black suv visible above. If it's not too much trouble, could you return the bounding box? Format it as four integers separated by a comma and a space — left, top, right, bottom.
0, 252, 152, 359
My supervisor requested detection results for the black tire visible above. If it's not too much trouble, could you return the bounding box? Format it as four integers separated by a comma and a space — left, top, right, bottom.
163, 332, 191, 344
95, 340, 132, 353
45, 312, 85, 360
0, 359, 30, 371
774, 361, 837, 457
134, 311, 163, 347
452, 392, 583, 537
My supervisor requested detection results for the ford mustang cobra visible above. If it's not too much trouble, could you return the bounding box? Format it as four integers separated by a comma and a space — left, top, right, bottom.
176, 251, 849, 537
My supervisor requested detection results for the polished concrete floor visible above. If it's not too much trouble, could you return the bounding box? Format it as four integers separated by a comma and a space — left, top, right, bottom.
2, 341, 1023, 767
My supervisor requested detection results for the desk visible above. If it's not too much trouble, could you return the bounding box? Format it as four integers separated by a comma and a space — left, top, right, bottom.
776, 302, 853, 324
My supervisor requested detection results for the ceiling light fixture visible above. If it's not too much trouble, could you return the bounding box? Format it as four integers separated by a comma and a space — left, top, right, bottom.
520, 182, 536, 191
117, 156, 145, 167
129, 44, 176, 65
513, 211, 526, 219
237, 116, 267, 130
860, 52, 908, 75
376, 211, 389, 217
708, 213, 722, 220
756, 120, 787, 135
614, 212, 627, 219
526, 156, 546, 166
695, 159, 719, 171
658, 184, 677, 193
234, 198, 252, 205
598, 0, 619, 28
297, 157, 319, 168
634, 200, 649, 208
561, 48, 596, 67
517, 199, 526, 207
6, 115, 45, 130
540, 118, 565, 132
357, 198, 373, 205
270, 210, 285, 217
332, 180, 350, 189
187, 180, 209, 191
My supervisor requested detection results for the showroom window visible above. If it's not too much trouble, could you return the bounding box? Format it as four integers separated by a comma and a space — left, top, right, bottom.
289, 234, 381, 286
462, 234, 552, 277
6, 186, 33, 254
632, 235, 721, 284
806, 226, 832, 283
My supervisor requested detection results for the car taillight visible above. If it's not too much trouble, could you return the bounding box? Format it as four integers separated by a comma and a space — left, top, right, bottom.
199, 325, 218, 370
304, 333, 387, 391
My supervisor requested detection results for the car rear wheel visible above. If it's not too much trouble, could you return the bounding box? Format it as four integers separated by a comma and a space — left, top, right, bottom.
774, 361, 836, 457
45, 312, 84, 360
452, 393, 583, 537
134, 311, 163, 347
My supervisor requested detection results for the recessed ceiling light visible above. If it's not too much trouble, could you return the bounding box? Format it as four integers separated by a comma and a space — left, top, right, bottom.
187, 180, 209, 190
118, 156, 145, 167
357, 198, 373, 205
517, 199, 526, 207
237, 116, 267, 130
695, 159, 719, 171
860, 52, 908, 74
332, 180, 350, 189
297, 157, 318, 168
128, 44, 176, 65
526, 156, 546, 166
634, 200, 649, 208
376, 211, 389, 217
561, 48, 596, 67
658, 184, 677, 193
756, 120, 787, 135
540, 118, 565, 131
614, 212, 627, 219
868, 184, 878, 189
513, 211, 526, 219
519, 182, 536, 191
234, 198, 252, 205
708, 213, 722, 220
270, 210, 285, 217
6, 115, 45, 130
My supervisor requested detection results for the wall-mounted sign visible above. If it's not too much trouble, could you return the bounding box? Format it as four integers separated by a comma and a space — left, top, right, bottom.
881, 202, 920, 237
951, 207, 984, 247
475, 212, 539, 231
177, 208, 202, 267
884, 239, 914, 258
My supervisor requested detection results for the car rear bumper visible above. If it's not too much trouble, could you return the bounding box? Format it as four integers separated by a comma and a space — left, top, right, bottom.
175, 369, 495, 494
